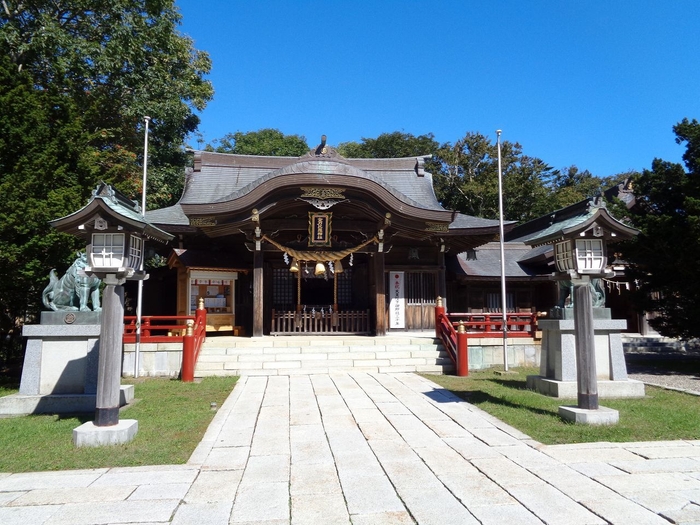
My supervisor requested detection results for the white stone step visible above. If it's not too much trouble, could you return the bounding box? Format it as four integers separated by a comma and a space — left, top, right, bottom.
194, 335, 455, 377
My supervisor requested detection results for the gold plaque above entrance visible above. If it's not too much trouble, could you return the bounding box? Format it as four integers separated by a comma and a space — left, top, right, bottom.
308, 212, 332, 247
424, 221, 449, 232
190, 216, 217, 227
301, 187, 346, 200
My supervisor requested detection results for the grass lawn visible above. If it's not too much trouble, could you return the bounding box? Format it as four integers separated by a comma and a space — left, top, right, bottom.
0, 376, 237, 473
424, 367, 700, 445
0, 377, 18, 397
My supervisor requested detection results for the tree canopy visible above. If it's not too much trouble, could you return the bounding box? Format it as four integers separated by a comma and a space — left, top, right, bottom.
337, 132, 440, 159
0, 1, 213, 360
622, 118, 700, 339
208, 129, 309, 156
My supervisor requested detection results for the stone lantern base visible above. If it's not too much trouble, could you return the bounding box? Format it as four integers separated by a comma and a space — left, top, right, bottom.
558, 405, 620, 425
73, 419, 138, 447
0, 316, 134, 417
526, 309, 645, 399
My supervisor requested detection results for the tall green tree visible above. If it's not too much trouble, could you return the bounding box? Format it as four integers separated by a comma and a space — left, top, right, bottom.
1, 0, 213, 208
208, 129, 309, 156
433, 132, 557, 222
548, 165, 629, 210
0, 1, 213, 360
622, 118, 700, 339
337, 131, 440, 159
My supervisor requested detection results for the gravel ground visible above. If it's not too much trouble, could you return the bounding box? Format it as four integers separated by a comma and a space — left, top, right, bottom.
626, 352, 700, 395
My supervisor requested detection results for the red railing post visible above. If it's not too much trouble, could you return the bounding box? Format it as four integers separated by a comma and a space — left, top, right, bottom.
457, 321, 469, 377
142, 317, 151, 338
196, 296, 206, 330
181, 319, 195, 382
435, 296, 445, 338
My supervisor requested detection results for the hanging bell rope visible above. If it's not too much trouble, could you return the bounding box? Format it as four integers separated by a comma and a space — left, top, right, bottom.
261, 235, 378, 262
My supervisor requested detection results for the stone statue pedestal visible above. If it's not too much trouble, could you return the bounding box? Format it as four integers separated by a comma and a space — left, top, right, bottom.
0, 313, 133, 416
526, 308, 645, 398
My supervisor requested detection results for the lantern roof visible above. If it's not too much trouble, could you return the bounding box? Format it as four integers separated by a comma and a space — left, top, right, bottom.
509, 195, 639, 248
49, 182, 174, 244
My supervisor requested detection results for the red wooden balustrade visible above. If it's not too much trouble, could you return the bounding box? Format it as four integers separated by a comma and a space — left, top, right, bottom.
123, 303, 207, 382
435, 297, 538, 376
181, 306, 207, 382
124, 315, 194, 343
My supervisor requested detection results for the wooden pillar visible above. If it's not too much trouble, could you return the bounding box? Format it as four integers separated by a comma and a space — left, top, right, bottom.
253, 250, 264, 337
95, 280, 124, 426
574, 281, 598, 410
437, 251, 447, 305
374, 252, 386, 336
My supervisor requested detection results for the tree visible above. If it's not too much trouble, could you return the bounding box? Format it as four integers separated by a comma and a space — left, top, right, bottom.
208, 129, 309, 156
622, 118, 700, 339
433, 132, 557, 222
548, 165, 621, 210
337, 131, 440, 159
1, 0, 213, 209
0, 1, 213, 362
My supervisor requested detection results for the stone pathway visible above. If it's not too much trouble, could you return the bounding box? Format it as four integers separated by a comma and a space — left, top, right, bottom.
1, 373, 700, 524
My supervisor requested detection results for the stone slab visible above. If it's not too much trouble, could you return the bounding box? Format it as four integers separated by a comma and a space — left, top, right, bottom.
558, 405, 620, 425
22, 323, 101, 337
0, 385, 134, 416
40, 311, 102, 325
539, 317, 626, 330
527, 376, 646, 398
549, 307, 611, 320
72, 419, 138, 447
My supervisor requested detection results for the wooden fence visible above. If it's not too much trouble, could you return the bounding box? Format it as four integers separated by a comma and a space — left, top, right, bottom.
271, 309, 371, 335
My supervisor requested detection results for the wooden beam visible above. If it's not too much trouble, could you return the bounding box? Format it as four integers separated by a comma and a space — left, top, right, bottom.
253, 250, 264, 337
437, 251, 447, 304
374, 252, 386, 336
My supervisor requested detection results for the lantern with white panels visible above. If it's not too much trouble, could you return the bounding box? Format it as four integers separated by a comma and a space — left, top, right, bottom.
51, 183, 172, 282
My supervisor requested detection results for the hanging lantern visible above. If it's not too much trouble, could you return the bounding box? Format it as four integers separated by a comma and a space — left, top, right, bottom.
335, 259, 344, 274
314, 261, 326, 276
290, 258, 299, 273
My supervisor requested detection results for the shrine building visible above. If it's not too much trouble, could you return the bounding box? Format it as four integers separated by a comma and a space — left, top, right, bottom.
143, 141, 555, 337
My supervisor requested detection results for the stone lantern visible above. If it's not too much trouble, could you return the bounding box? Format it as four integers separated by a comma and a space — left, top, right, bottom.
50, 183, 172, 445
523, 196, 640, 424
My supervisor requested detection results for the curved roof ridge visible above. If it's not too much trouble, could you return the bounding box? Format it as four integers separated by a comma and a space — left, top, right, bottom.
209, 158, 443, 213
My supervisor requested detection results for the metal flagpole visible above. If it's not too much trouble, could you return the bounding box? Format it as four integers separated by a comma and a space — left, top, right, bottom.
496, 129, 509, 371
134, 116, 151, 378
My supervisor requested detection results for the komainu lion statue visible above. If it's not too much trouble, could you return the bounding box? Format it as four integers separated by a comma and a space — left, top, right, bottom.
42, 252, 102, 312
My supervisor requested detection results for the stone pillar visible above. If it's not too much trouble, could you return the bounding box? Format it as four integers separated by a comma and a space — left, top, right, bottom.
253, 250, 264, 337
573, 281, 598, 410
95, 280, 124, 426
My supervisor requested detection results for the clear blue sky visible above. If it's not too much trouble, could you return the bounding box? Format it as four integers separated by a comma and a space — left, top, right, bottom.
175, 0, 700, 178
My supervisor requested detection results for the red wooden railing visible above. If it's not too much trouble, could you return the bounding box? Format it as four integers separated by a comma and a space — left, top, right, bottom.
181, 306, 207, 382
123, 301, 207, 382
124, 315, 194, 343
435, 299, 465, 375
446, 311, 537, 337
435, 297, 538, 376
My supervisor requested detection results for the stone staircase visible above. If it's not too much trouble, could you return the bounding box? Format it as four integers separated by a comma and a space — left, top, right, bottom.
194, 335, 455, 377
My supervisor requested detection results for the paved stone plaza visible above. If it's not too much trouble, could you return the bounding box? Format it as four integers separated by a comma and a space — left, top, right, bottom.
1, 372, 699, 524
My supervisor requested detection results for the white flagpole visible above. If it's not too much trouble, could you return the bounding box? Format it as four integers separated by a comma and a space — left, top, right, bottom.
134, 116, 151, 378
496, 129, 509, 371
